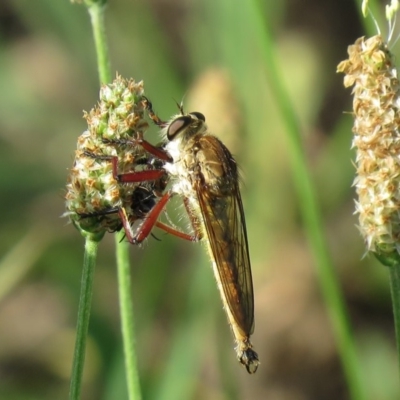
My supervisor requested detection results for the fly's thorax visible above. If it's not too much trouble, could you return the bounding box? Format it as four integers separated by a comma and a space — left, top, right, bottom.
164, 155, 197, 200
196, 136, 237, 196
164, 133, 197, 197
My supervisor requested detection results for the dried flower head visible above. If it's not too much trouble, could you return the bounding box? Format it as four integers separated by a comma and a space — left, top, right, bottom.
65, 76, 153, 238
337, 35, 400, 259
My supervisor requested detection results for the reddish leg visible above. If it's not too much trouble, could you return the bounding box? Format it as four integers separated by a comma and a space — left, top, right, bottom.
136, 139, 172, 162
83, 190, 200, 244
83, 151, 190, 243
118, 207, 136, 241
129, 191, 172, 244
117, 168, 165, 183
127, 191, 201, 244
102, 136, 172, 162
155, 221, 198, 242
84, 151, 166, 183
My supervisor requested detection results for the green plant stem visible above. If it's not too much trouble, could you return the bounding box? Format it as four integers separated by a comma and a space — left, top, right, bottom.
116, 233, 142, 400
69, 237, 99, 400
375, 251, 400, 382
69, 2, 112, 399
249, 1, 365, 399
389, 264, 400, 378
70, 1, 142, 399
87, 1, 112, 85
86, 1, 142, 399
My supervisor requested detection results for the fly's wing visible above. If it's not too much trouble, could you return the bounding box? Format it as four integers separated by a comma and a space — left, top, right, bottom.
193, 136, 254, 336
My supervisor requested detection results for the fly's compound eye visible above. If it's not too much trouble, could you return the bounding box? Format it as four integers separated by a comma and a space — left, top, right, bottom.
189, 112, 206, 121
167, 115, 193, 140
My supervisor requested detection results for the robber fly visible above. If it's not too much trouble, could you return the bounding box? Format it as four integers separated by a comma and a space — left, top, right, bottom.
138, 98, 259, 373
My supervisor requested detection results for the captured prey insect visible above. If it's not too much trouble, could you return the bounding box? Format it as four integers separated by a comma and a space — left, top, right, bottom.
133, 97, 260, 373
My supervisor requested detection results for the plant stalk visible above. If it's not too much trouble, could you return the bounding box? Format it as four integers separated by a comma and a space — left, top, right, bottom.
389, 264, 400, 378
87, 1, 112, 85
248, 1, 365, 399
116, 233, 142, 400
87, 2, 142, 398
69, 237, 99, 400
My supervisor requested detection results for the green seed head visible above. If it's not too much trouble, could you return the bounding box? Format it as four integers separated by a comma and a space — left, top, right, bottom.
65, 76, 149, 237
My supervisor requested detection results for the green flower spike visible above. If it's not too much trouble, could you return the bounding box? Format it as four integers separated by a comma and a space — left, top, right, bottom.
65, 76, 149, 237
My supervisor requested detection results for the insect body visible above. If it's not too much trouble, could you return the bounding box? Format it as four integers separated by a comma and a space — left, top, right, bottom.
143, 104, 259, 373
90, 97, 260, 372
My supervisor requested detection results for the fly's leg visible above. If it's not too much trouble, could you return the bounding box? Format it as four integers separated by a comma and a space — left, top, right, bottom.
81, 151, 165, 242
132, 191, 199, 244
183, 197, 204, 241
78, 207, 119, 218
83, 151, 166, 183
102, 137, 172, 163
155, 221, 198, 242
80, 191, 198, 244
118, 207, 136, 243
141, 96, 168, 128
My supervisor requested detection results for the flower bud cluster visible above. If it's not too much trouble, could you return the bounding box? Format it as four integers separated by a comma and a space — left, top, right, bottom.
65, 76, 151, 237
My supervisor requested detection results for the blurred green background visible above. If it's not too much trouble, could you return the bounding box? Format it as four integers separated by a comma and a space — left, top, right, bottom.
0, 0, 398, 399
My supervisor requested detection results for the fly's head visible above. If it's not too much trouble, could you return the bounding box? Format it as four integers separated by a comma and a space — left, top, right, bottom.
165, 112, 207, 145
